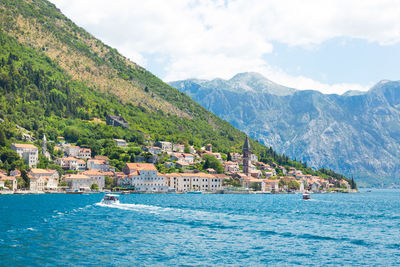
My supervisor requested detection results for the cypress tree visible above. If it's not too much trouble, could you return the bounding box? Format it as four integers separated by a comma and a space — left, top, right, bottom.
0, 128, 6, 147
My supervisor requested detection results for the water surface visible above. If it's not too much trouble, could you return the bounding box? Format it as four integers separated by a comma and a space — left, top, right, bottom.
1, 190, 399, 265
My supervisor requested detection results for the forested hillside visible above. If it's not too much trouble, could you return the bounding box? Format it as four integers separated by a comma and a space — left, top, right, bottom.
0, 0, 349, 181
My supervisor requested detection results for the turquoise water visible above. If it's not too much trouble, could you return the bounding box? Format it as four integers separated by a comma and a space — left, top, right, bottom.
1, 191, 400, 266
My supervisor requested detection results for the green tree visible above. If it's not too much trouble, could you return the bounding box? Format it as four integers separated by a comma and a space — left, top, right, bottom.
21, 170, 29, 189
105, 176, 114, 189
91, 183, 99, 190
288, 180, 300, 190
227, 152, 232, 161
250, 182, 261, 191
202, 154, 224, 173
0, 128, 6, 147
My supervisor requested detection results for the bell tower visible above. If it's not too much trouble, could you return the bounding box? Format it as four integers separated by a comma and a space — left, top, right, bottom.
243, 136, 250, 175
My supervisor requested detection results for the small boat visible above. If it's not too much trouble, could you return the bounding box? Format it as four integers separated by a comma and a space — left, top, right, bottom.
187, 191, 202, 194
101, 194, 120, 205
121, 191, 130, 195
302, 193, 311, 200
66, 189, 84, 194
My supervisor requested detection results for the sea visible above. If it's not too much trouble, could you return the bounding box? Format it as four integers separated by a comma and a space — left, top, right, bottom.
0, 190, 399, 266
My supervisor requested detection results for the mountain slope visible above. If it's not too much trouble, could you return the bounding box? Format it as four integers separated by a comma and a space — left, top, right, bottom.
171, 74, 400, 187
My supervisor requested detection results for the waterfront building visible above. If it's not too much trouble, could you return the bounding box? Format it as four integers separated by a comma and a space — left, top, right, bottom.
29, 168, 59, 190
63, 174, 93, 191
165, 172, 224, 192
11, 143, 38, 167
117, 163, 168, 192
81, 169, 114, 190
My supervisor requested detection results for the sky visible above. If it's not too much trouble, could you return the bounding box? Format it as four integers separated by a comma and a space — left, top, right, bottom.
49, 0, 400, 94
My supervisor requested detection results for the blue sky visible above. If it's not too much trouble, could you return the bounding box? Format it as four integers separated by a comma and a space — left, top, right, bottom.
50, 0, 400, 94
265, 38, 400, 88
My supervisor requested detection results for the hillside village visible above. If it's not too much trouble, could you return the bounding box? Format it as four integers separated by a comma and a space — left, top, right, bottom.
0, 126, 355, 194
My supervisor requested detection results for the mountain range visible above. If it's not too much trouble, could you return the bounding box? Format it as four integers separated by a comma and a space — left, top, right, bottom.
170, 73, 400, 186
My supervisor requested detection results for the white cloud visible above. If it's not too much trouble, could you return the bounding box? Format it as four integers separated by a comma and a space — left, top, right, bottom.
49, 0, 400, 94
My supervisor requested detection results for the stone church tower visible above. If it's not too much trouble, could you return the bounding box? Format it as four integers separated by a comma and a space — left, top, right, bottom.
243, 136, 250, 175
42, 134, 51, 160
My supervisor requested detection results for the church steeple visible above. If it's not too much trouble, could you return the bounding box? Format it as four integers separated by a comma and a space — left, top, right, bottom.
42, 134, 47, 155
243, 136, 251, 175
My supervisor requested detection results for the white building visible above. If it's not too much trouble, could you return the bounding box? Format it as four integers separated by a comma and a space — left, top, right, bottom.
81, 169, 114, 190
173, 144, 184, 152
165, 173, 225, 192
87, 159, 111, 172
78, 148, 91, 159
29, 168, 59, 190
157, 141, 173, 152
117, 163, 168, 192
114, 139, 128, 147
29, 176, 46, 192
11, 143, 38, 167
66, 146, 80, 157
63, 174, 93, 191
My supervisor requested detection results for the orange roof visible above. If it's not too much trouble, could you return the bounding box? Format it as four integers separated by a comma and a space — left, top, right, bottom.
30, 168, 57, 175
82, 169, 113, 176
63, 174, 91, 180
125, 163, 157, 171
12, 143, 37, 149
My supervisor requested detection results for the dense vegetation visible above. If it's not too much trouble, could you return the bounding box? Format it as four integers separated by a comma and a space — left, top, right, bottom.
0, 0, 350, 183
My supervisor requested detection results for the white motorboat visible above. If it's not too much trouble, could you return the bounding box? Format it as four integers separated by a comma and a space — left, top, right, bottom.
302, 193, 311, 200
101, 194, 120, 205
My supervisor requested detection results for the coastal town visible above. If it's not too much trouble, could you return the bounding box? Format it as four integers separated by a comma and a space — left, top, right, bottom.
0, 121, 355, 194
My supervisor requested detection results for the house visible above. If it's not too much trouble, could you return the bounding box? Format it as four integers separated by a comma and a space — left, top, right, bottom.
81, 169, 114, 190
156, 141, 173, 152
206, 168, 217, 174
63, 174, 93, 191
165, 172, 224, 192
249, 170, 263, 179
11, 143, 38, 167
0, 174, 18, 191
78, 148, 91, 159
66, 146, 80, 157
114, 139, 128, 148
176, 161, 191, 168
106, 115, 129, 128
87, 158, 111, 172
29, 168, 59, 190
262, 179, 279, 192
117, 163, 168, 192
250, 154, 258, 163
181, 153, 194, 163
311, 182, 320, 192
224, 161, 239, 173
279, 166, 287, 175
173, 144, 184, 153
231, 153, 242, 162
76, 159, 87, 171
56, 157, 79, 170
29, 175, 46, 192
240, 176, 263, 190
148, 146, 162, 155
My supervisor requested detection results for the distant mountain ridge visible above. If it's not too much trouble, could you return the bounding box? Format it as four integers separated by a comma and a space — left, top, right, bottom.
170, 73, 400, 186
178, 72, 297, 96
